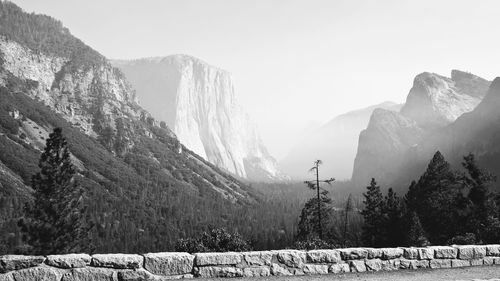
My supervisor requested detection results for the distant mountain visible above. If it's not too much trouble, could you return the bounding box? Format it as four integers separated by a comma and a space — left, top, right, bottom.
280, 102, 402, 180
0, 1, 295, 252
352, 70, 491, 190
113, 56, 287, 182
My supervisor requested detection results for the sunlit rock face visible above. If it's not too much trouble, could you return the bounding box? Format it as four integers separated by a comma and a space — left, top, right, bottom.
401, 70, 489, 129
0, 37, 142, 137
351, 70, 490, 190
113, 55, 287, 181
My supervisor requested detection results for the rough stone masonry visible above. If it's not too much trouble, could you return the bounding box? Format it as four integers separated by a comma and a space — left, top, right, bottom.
1, 245, 500, 280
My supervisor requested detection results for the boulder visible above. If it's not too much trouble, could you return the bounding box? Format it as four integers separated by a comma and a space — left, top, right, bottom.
242, 251, 272, 266
451, 259, 471, 267
418, 248, 434, 260
11, 266, 62, 281
470, 259, 483, 266
403, 248, 419, 260
194, 253, 241, 266
306, 250, 341, 264
486, 245, 500, 256
0, 255, 45, 273
381, 259, 400, 271
270, 264, 292, 276
349, 260, 366, 272
242, 267, 270, 277
431, 246, 457, 259
275, 250, 305, 268
302, 264, 329, 275
367, 248, 383, 259
144, 252, 194, 276
46, 254, 91, 268
61, 267, 116, 281
195, 266, 242, 278
329, 263, 350, 274
339, 248, 368, 260
429, 259, 452, 269
382, 248, 403, 260
365, 259, 382, 271
91, 254, 143, 269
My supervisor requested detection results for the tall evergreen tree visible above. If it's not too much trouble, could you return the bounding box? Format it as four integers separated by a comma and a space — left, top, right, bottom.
383, 188, 405, 246
19, 128, 90, 254
406, 151, 465, 244
405, 211, 429, 246
361, 178, 386, 247
297, 190, 334, 242
462, 153, 497, 242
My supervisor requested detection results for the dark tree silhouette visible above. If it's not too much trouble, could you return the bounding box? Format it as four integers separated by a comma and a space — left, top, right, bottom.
19, 127, 89, 254
361, 178, 385, 247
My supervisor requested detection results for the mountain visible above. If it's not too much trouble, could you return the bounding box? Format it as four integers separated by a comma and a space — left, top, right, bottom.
0, 1, 298, 253
352, 70, 491, 190
113, 56, 287, 182
280, 102, 402, 180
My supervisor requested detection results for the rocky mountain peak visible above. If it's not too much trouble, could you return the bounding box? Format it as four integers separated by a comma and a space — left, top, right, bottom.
114, 56, 287, 181
400, 70, 489, 129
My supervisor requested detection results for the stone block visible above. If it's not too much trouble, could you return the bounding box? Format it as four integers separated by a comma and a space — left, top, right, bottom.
484, 257, 500, 265
349, 260, 366, 272
451, 259, 470, 267
431, 246, 457, 259
382, 248, 403, 260
367, 248, 383, 259
403, 248, 419, 259
306, 250, 341, 264
275, 250, 305, 268
11, 266, 62, 281
302, 264, 329, 275
429, 259, 452, 269
270, 263, 292, 276
381, 259, 400, 271
242, 267, 270, 277
144, 252, 194, 276
0, 255, 45, 273
0, 273, 14, 281
195, 266, 242, 278
194, 252, 241, 266
456, 245, 486, 260
242, 251, 272, 266
61, 267, 116, 281
46, 254, 91, 268
486, 244, 500, 256
470, 259, 483, 266
417, 248, 434, 260
91, 254, 143, 269
329, 263, 350, 274
365, 259, 382, 271
339, 248, 368, 260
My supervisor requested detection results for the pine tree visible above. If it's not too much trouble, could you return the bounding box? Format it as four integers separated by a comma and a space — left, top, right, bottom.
361, 178, 385, 247
19, 127, 89, 254
297, 190, 334, 241
462, 153, 497, 242
406, 211, 429, 246
383, 188, 405, 246
406, 151, 465, 244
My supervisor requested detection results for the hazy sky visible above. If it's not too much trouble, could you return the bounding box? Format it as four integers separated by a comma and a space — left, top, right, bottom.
11, 0, 500, 159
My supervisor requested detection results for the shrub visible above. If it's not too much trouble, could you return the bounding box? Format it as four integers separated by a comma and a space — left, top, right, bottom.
175, 227, 252, 253
294, 238, 338, 250
448, 233, 477, 245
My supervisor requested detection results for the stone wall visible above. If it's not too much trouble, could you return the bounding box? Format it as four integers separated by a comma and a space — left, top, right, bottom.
1, 245, 500, 280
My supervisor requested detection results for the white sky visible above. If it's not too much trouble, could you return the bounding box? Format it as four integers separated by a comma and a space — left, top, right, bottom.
12, 0, 500, 159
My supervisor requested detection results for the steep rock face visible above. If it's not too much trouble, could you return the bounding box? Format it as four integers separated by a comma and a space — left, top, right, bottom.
280, 102, 402, 180
400, 71, 489, 129
0, 36, 141, 136
352, 70, 490, 189
114, 56, 286, 181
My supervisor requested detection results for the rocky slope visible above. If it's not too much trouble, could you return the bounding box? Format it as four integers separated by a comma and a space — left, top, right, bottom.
113, 56, 287, 182
280, 102, 402, 180
351, 70, 491, 190
0, 1, 274, 252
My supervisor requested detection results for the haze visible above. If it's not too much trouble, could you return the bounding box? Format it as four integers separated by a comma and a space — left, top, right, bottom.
11, 0, 500, 159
